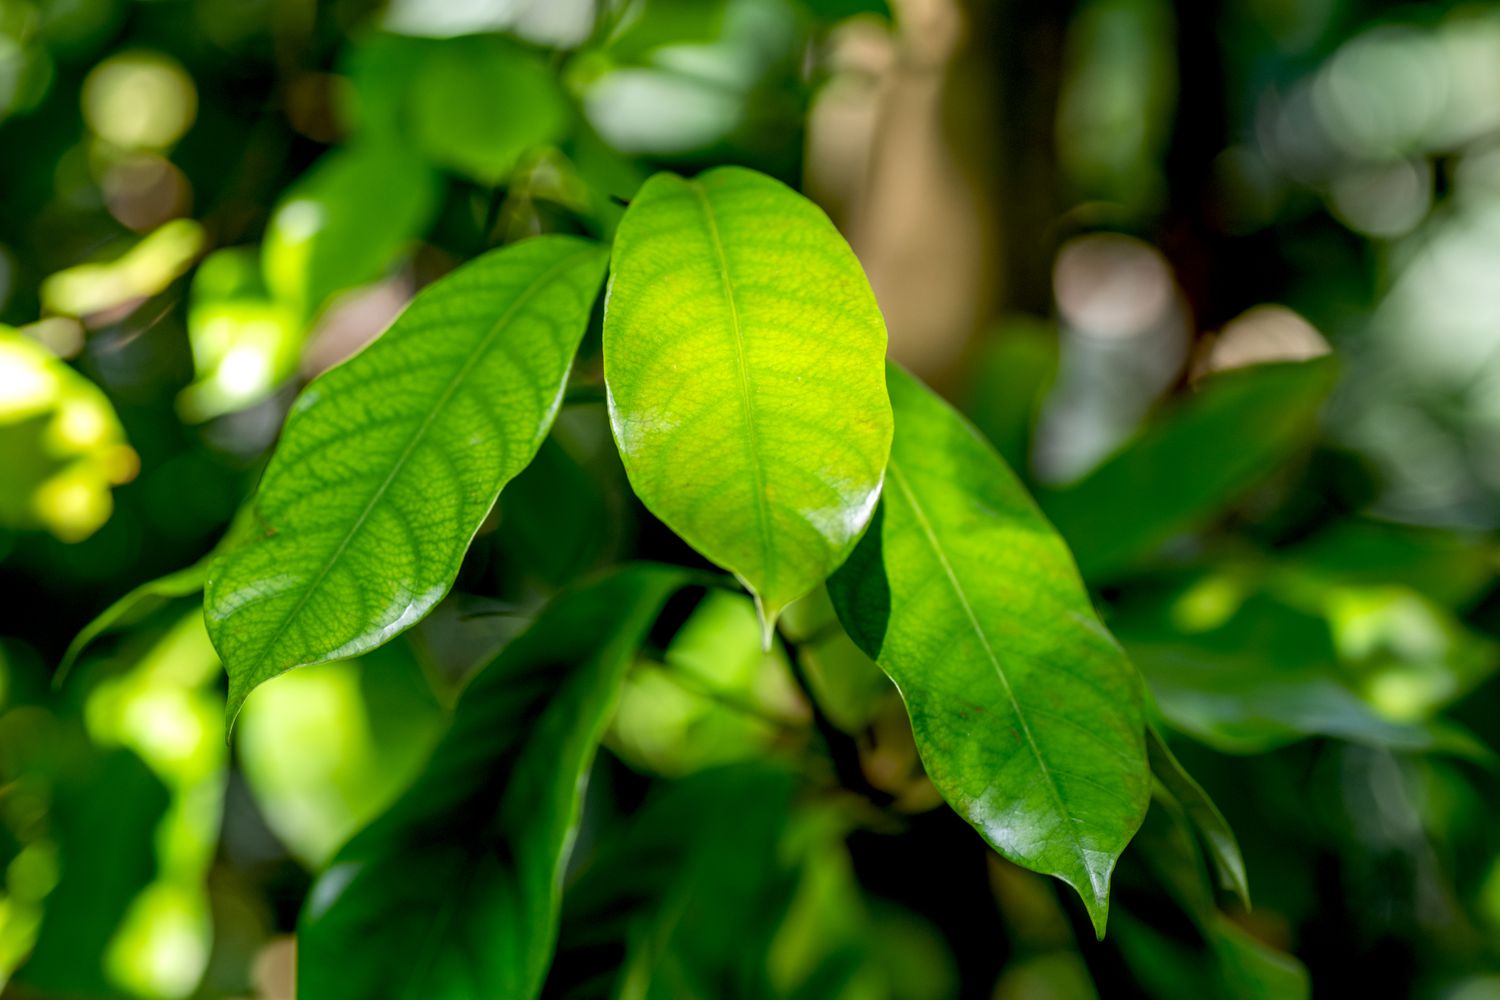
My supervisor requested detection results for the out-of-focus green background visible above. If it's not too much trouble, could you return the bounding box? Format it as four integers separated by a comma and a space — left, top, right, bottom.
2, 0, 1499, 997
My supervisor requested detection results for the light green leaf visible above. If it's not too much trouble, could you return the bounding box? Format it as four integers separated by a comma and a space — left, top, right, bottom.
264, 142, 438, 321
1146, 724, 1249, 908
205, 235, 608, 722
828, 365, 1149, 937
298, 566, 686, 1000
1040, 358, 1336, 581
604, 166, 892, 634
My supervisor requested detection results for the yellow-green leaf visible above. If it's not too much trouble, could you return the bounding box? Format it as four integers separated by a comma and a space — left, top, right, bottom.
604, 166, 892, 633
205, 235, 608, 722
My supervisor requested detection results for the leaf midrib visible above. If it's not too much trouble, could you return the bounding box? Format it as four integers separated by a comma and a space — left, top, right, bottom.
688, 180, 775, 600
241, 247, 596, 680
886, 462, 1091, 871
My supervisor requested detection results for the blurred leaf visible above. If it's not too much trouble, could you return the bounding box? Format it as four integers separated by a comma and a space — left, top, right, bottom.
385, 0, 597, 47
1120, 803, 1310, 1000
411, 36, 572, 185
205, 235, 608, 722
16, 746, 169, 996
39, 219, 202, 319
1287, 519, 1499, 611
496, 435, 613, 587
829, 365, 1149, 938
1121, 589, 1490, 757
298, 566, 686, 1000
545, 763, 798, 999
177, 246, 302, 421
780, 587, 893, 733
1041, 359, 1337, 580
80, 611, 226, 1000
604, 167, 892, 634
263, 142, 438, 321
1146, 725, 1249, 907
965, 318, 1059, 475
237, 639, 445, 866
610, 589, 803, 775
1209, 915, 1309, 1000
0, 330, 137, 543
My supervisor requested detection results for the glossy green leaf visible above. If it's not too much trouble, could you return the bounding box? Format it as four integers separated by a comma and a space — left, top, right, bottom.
1040, 358, 1337, 581
263, 142, 438, 320
828, 365, 1149, 937
298, 566, 686, 1000
205, 235, 608, 722
605, 166, 893, 633
1146, 724, 1249, 908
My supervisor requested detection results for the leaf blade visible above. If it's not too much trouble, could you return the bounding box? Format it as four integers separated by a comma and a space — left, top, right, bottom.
297, 565, 686, 1000
829, 365, 1149, 936
604, 166, 892, 630
205, 235, 608, 721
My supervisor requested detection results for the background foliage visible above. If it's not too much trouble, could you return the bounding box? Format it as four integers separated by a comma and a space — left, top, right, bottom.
2, 0, 1500, 997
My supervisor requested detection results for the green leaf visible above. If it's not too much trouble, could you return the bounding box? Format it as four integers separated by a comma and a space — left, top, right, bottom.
545, 763, 798, 999
205, 235, 608, 722
1146, 724, 1249, 908
411, 37, 572, 185
828, 364, 1149, 937
57, 556, 208, 683
604, 166, 892, 634
1040, 358, 1336, 581
263, 141, 438, 321
298, 565, 686, 1000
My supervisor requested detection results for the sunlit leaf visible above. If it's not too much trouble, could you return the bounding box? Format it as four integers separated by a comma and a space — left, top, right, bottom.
1040, 359, 1337, 581
177, 247, 302, 421
298, 566, 686, 1000
263, 142, 438, 321
609, 590, 804, 775
39, 219, 202, 320
16, 747, 168, 996
829, 364, 1149, 937
605, 166, 892, 634
0, 330, 138, 543
205, 235, 609, 722
236, 640, 445, 867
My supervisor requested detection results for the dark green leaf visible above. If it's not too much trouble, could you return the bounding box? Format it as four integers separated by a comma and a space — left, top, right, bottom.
545, 763, 798, 999
298, 565, 686, 1000
605, 167, 892, 633
829, 365, 1149, 937
205, 235, 608, 722
1147, 724, 1249, 908
1040, 359, 1336, 581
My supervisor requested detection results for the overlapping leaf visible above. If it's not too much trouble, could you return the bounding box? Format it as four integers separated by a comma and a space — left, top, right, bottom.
828, 365, 1149, 936
604, 166, 892, 634
205, 235, 608, 721
298, 566, 686, 1000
